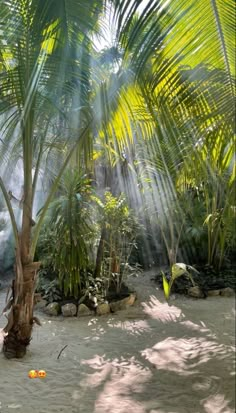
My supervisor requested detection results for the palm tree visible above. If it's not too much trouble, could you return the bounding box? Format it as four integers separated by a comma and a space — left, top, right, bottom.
0, 0, 103, 358
0, 0, 234, 358
110, 0, 235, 268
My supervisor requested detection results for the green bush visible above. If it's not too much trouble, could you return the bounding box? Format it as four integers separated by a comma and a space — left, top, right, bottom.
36, 269, 62, 303
36, 169, 97, 297
98, 192, 141, 294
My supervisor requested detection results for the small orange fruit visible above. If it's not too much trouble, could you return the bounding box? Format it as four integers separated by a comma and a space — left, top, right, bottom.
28, 370, 38, 379
38, 370, 47, 378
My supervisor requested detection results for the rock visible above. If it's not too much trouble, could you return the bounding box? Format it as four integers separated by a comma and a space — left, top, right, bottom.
34, 299, 48, 310
89, 295, 98, 308
220, 287, 235, 297
207, 289, 221, 296
188, 286, 205, 299
45, 302, 60, 316
124, 293, 136, 306
110, 293, 136, 312
61, 303, 77, 317
96, 302, 110, 316
77, 304, 94, 317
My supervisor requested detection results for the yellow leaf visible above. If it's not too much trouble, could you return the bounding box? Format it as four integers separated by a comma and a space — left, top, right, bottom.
162, 271, 170, 300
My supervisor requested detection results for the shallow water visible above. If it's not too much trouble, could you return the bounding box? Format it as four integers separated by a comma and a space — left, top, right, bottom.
0, 272, 235, 413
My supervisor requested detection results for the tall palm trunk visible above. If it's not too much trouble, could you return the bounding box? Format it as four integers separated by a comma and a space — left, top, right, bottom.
3, 120, 41, 358
3, 258, 40, 359
3, 185, 40, 358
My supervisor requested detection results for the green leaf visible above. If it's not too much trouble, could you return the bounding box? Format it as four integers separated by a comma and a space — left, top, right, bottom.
162, 271, 170, 300
171, 263, 188, 279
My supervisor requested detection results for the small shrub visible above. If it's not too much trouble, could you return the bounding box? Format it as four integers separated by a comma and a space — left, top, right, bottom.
96, 192, 141, 294
36, 269, 62, 303
36, 170, 97, 298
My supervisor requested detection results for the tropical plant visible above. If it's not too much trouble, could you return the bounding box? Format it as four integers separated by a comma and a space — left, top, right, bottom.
0, 0, 104, 358
177, 188, 209, 264
36, 273, 62, 304
132, 63, 235, 269
78, 274, 109, 308
115, 0, 235, 270
0, 0, 234, 359
95, 192, 140, 294
36, 170, 96, 298
162, 263, 198, 300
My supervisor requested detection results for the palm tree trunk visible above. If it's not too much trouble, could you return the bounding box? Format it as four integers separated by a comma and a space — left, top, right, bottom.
3, 160, 41, 358
3, 201, 41, 358
3, 260, 40, 358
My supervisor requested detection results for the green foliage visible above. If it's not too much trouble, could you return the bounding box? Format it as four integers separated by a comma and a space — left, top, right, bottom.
99, 192, 141, 293
177, 160, 235, 269
162, 263, 197, 300
79, 274, 109, 306
36, 170, 96, 297
36, 269, 62, 303
0, 0, 234, 285
176, 188, 208, 263
103, 192, 139, 235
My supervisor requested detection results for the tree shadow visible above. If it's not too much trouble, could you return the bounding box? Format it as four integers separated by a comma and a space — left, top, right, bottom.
73, 294, 235, 413
0, 288, 235, 413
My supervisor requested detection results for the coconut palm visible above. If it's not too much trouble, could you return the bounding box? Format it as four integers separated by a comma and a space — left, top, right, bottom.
0, 0, 234, 358
0, 0, 104, 358
110, 0, 235, 268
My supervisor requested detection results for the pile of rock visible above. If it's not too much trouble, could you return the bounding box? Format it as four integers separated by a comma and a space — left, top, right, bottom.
188, 286, 235, 299
155, 264, 236, 299
34, 293, 137, 317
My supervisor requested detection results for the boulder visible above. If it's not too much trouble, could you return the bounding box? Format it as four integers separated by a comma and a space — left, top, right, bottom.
61, 303, 77, 317
77, 304, 94, 317
110, 293, 136, 312
220, 287, 235, 297
96, 302, 110, 316
188, 286, 205, 299
89, 295, 98, 309
45, 302, 60, 316
207, 289, 221, 297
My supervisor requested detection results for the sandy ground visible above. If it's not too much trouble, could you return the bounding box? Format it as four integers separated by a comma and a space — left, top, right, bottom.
0, 271, 235, 413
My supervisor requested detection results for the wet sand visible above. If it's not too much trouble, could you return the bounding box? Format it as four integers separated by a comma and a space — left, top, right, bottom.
0, 271, 235, 413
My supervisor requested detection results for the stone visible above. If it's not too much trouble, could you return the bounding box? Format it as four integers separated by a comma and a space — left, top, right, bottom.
188, 286, 205, 299
124, 293, 136, 306
89, 295, 98, 308
96, 302, 110, 316
61, 303, 77, 317
207, 289, 221, 296
110, 293, 137, 312
45, 302, 60, 316
220, 287, 235, 297
34, 299, 48, 310
77, 304, 94, 317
